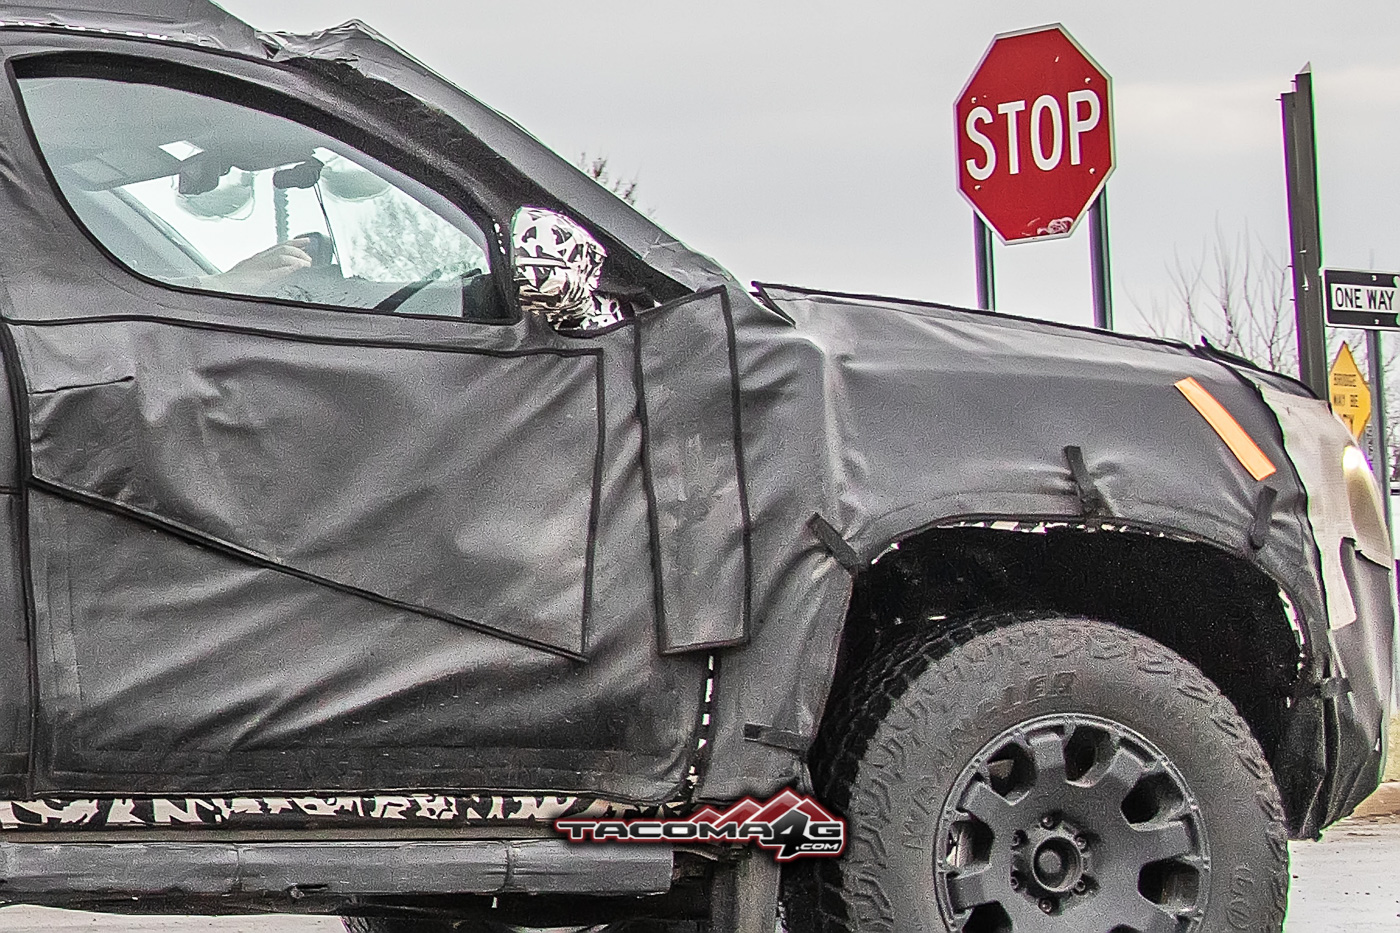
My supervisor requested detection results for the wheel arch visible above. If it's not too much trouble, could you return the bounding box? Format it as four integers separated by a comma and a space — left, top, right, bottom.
827, 521, 1312, 830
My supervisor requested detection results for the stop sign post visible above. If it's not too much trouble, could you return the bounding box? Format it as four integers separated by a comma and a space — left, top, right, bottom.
955, 25, 1116, 327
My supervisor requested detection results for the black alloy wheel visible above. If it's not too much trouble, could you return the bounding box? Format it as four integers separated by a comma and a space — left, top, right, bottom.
936, 715, 1207, 931
785, 614, 1289, 933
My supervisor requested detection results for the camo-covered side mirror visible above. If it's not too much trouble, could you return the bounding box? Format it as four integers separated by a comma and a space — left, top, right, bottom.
511, 206, 624, 332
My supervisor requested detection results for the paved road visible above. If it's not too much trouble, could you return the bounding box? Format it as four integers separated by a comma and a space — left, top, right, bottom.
1, 822, 1397, 931
1284, 818, 1400, 932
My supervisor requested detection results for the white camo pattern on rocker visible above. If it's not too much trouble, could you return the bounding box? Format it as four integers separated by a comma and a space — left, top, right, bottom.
0, 794, 661, 830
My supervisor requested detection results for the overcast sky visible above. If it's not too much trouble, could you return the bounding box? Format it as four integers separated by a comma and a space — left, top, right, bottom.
216, 1, 1400, 335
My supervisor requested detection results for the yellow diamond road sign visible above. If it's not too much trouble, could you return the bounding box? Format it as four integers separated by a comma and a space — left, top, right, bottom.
1329, 342, 1372, 440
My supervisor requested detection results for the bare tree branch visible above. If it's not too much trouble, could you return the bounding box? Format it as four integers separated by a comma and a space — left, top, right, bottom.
578, 153, 641, 208
1139, 226, 1297, 377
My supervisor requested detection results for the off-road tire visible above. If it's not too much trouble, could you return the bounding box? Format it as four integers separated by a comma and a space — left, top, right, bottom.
785, 613, 1289, 932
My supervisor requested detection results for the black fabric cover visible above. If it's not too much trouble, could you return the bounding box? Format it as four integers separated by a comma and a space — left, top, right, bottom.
0, 1, 265, 57
694, 284, 1340, 801
635, 288, 750, 653
12, 314, 705, 796
21, 321, 603, 658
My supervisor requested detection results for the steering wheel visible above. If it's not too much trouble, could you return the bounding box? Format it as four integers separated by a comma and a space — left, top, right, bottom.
371, 266, 446, 313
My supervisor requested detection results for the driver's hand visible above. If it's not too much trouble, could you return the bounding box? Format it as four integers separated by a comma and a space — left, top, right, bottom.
201, 239, 313, 293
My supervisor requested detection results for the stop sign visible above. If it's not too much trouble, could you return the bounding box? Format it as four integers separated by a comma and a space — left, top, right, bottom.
955, 25, 1114, 244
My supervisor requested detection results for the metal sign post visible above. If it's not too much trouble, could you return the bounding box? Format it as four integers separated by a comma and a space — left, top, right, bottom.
973, 214, 996, 311
1284, 72, 1392, 527
1089, 190, 1113, 330
1367, 331, 1391, 529
1281, 67, 1328, 398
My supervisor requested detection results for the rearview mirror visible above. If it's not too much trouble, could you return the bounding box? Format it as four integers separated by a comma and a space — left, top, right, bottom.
272, 157, 324, 190
511, 206, 622, 331
176, 151, 230, 196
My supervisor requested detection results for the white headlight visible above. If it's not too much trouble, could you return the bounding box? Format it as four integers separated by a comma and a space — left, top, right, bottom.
1342, 445, 1392, 564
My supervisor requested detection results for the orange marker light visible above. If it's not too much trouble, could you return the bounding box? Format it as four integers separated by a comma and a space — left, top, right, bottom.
1174, 377, 1277, 481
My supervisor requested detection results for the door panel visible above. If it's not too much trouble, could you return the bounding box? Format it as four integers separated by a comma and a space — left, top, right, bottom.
9, 315, 701, 799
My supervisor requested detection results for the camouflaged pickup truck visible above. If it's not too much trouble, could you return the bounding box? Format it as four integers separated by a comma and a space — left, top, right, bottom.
0, 4, 1388, 933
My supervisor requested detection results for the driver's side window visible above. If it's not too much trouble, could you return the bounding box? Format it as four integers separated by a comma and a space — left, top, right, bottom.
17, 73, 497, 319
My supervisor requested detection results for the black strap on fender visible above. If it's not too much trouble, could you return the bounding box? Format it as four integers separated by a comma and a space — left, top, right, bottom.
1316, 676, 1351, 699
809, 513, 864, 572
1063, 445, 1107, 517
1249, 485, 1279, 550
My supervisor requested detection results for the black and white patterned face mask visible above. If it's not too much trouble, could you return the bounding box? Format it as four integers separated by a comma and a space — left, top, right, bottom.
511, 206, 625, 332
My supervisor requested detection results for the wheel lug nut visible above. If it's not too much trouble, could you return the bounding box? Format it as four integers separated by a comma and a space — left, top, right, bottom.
1073, 834, 1088, 851
1040, 814, 1057, 829
1009, 871, 1023, 891
1010, 830, 1027, 848
1073, 879, 1088, 895
1038, 897, 1055, 914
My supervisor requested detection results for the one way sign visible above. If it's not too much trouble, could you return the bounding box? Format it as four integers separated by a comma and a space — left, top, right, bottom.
1324, 268, 1400, 329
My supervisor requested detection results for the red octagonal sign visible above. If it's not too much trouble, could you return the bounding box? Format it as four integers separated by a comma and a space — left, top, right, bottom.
955, 24, 1114, 244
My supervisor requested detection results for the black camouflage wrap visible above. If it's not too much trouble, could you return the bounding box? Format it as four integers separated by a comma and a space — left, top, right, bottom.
0, 1, 1383, 873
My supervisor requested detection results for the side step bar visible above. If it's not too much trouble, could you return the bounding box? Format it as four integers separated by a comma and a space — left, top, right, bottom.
0, 838, 672, 897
